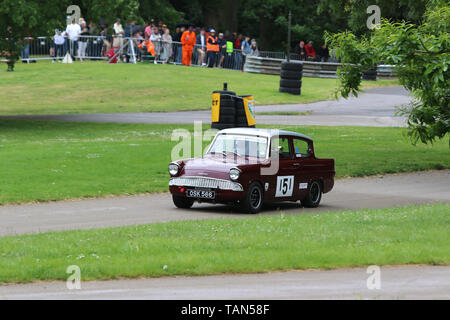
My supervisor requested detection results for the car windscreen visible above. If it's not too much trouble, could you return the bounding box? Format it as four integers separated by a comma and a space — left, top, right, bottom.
208, 134, 268, 159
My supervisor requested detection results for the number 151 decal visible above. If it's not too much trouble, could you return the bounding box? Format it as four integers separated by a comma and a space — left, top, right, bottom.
275, 176, 294, 197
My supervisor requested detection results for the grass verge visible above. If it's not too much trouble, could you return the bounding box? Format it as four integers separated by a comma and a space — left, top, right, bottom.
0, 203, 448, 284
0, 62, 399, 114
0, 120, 448, 204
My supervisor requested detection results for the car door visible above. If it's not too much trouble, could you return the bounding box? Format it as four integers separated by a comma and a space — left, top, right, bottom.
291, 137, 313, 200
266, 135, 297, 201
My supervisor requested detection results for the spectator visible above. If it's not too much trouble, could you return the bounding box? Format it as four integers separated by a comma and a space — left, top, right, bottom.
206, 28, 219, 68
223, 32, 234, 69
305, 40, 316, 59
78, 21, 89, 61
249, 39, 259, 57
217, 32, 227, 67
241, 35, 251, 55
173, 27, 181, 42
100, 25, 112, 56
196, 28, 207, 66
113, 19, 124, 35
87, 21, 99, 57
173, 26, 184, 64
53, 29, 65, 62
20, 30, 31, 62
150, 27, 161, 63
144, 22, 153, 39
160, 28, 172, 63
241, 35, 251, 68
293, 40, 306, 61
161, 24, 167, 36
318, 43, 329, 62
181, 25, 196, 66
65, 19, 81, 58
112, 19, 124, 53
234, 33, 243, 49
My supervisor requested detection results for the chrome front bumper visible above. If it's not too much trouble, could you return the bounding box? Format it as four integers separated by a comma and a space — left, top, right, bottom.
169, 176, 243, 192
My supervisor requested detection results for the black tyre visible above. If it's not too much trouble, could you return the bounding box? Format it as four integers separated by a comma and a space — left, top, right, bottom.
241, 182, 264, 214
220, 105, 236, 116
219, 114, 235, 123
279, 86, 301, 95
236, 106, 246, 116
301, 180, 322, 208
213, 90, 236, 101
172, 194, 194, 209
362, 68, 377, 81
280, 69, 303, 80
281, 61, 303, 72
280, 79, 302, 88
220, 99, 235, 107
212, 123, 235, 130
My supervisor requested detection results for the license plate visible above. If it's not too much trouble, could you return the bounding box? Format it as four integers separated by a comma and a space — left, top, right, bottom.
186, 189, 215, 199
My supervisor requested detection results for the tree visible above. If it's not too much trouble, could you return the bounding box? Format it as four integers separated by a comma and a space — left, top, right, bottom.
0, 0, 180, 71
0, 0, 70, 71
326, 0, 449, 145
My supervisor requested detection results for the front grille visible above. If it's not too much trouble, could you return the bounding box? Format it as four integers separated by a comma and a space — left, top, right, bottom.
169, 176, 243, 191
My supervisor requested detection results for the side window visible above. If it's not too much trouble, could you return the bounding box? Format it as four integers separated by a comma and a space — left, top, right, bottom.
271, 136, 292, 159
293, 139, 310, 158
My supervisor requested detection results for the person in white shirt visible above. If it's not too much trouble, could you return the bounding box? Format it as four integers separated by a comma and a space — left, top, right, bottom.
112, 19, 124, 51
113, 19, 124, 35
150, 27, 161, 62
65, 19, 81, 57
53, 30, 66, 62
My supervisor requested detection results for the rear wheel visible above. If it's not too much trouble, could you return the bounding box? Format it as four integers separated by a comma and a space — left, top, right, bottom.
301, 180, 322, 208
172, 194, 194, 209
241, 182, 264, 214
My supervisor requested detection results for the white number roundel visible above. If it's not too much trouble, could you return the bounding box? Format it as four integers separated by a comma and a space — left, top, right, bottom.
275, 176, 294, 197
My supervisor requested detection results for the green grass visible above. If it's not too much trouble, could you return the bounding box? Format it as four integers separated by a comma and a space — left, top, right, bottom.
0, 62, 399, 115
0, 203, 448, 284
0, 120, 448, 205
258, 111, 312, 116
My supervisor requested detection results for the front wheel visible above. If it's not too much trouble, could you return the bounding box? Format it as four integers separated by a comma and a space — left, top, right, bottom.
241, 182, 264, 214
172, 194, 194, 209
301, 180, 322, 208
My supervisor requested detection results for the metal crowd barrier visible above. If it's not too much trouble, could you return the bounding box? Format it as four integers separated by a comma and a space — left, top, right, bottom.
19, 36, 247, 69
19, 36, 344, 75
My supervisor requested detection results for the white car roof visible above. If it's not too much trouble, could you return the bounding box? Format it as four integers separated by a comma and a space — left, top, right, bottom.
218, 128, 313, 142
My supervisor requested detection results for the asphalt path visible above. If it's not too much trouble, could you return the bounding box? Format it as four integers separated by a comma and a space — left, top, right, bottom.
0, 170, 448, 237
1, 265, 448, 300
0, 87, 410, 127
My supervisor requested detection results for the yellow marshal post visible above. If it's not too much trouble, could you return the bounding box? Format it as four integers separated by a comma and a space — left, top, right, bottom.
242, 95, 256, 127
211, 92, 221, 123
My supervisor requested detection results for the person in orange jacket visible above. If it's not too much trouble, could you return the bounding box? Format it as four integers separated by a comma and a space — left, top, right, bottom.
138, 40, 156, 56
181, 25, 196, 66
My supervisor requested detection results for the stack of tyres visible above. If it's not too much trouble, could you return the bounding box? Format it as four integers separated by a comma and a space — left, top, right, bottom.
279, 61, 303, 95
211, 88, 236, 130
362, 66, 377, 81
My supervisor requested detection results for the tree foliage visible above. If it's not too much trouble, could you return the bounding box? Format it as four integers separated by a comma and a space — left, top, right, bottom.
327, 0, 449, 145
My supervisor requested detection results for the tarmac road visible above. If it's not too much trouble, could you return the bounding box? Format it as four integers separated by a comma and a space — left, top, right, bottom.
1, 265, 449, 300
0, 87, 410, 127
0, 170, 448, 237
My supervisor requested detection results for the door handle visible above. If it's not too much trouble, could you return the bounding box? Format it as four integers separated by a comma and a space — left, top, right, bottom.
293, 163, 300, 166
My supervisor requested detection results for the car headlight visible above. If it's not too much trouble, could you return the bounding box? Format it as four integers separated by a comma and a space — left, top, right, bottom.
168, 163, 180, 176
229, 168, 241, 181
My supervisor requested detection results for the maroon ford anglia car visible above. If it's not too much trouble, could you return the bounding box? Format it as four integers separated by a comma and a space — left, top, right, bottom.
169, 128, 335, 213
